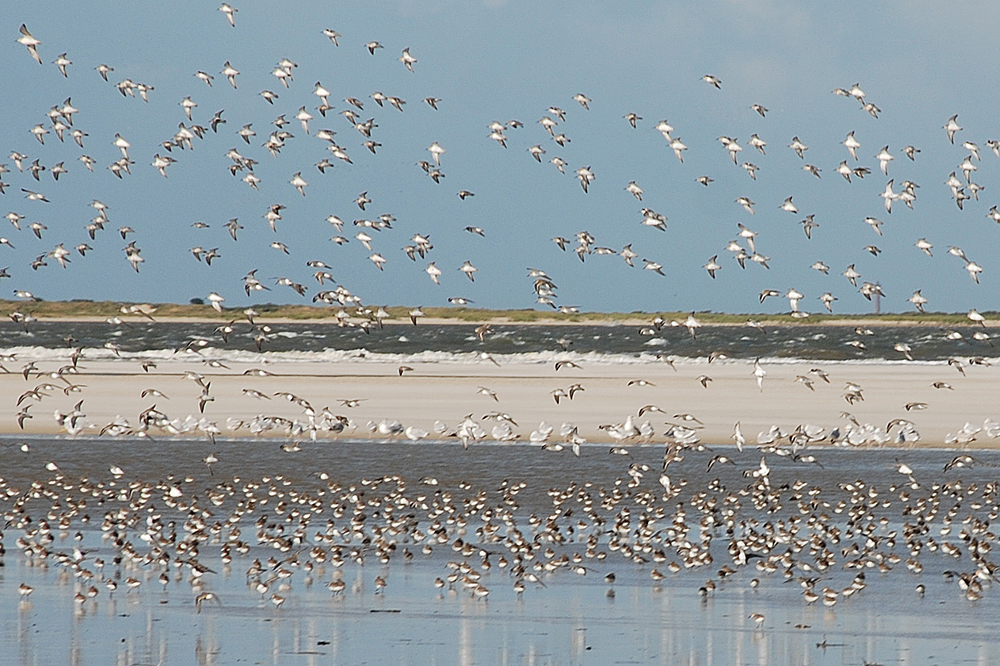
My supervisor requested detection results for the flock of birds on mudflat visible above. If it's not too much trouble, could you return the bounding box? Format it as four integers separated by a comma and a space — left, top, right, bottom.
3, 7, 1000, 319
7, 442, 1000, 624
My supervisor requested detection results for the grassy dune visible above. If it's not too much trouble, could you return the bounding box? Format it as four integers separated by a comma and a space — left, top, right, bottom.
0, 299, 994, 326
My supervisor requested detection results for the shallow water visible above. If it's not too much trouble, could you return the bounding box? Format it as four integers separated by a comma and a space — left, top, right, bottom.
2, 438, 1000, 665
2, 320, 996, 364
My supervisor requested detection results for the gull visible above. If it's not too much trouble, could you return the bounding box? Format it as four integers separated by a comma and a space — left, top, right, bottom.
801, 215, 819, 239
820, 293, 837, 312
881, 179, 897, 213
428, 142, 445, 165
960, 155, 977, 182
780, 196, 797, 214
17, 24, 41, 64
488, 129, 507, 147
864, 217, 883, 235
49, 244, 71, 268
683, 312, 701, 338
847, 82, 866, 100
720, 136, 742, 163
836, 161, 854, 182
54, 52, 72, 77
702, 74, 722, 88
910, 237, 934, 257
732, 422, 745, 451
290, 172, 308, 196
207, 292, 225, 313
795, 375, 815, 390
181, 96, 197, 120
21, 189, 49, 202
477, 386, 499, 402
789, 136, 808, 158
625, 181, 643, 200
843, 131, 861, 160
786, 288, 803, 312
621, 244, 638, 267
569, 93, 591, 110
95, 63, 114, 81
669, 137, 687, 162
399, 48, 417, 72
641, 209, 667, 231
152, 154, 175, 177
220, 3, 237, 26
736, 197, 755, 214
876, 146, 894, 175
296, 107, 313, 133
114, 134, 130, 159
737, 223, 757, 252
311, 81, 332, 107
222, 61, 239, 88
643, 259, 664, 276
31, 124, 48, 144
459, 260, 478, 281
944, 115, 962, 143
966, 261, 983, 283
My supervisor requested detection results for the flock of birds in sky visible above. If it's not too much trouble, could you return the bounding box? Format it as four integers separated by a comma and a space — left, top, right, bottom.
3, 7, 1000, 317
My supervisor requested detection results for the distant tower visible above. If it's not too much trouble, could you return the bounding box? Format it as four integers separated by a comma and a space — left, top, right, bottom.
873, 283, 881, 314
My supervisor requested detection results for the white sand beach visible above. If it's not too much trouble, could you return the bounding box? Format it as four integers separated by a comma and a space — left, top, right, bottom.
5, 355, 998, 447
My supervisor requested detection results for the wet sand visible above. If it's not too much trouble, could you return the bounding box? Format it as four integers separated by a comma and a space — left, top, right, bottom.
3, 355, 998, 446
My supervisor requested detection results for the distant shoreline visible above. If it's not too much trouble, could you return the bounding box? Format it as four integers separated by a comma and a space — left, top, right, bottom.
1, 300, 997, 327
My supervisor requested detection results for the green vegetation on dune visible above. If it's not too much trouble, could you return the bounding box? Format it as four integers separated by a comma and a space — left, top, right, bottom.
0, 299, 995, 326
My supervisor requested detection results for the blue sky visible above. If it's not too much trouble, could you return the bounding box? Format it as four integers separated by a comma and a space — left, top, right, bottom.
2, 1, 1000, 314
